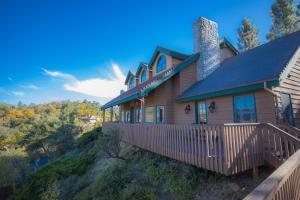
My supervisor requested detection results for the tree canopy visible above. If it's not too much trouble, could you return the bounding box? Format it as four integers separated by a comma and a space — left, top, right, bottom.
267, 0, 299, 40
237, 18, 260, 51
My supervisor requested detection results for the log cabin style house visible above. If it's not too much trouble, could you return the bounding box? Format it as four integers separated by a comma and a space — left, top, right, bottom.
101, 18, 300, 197
102, 17, 300, 129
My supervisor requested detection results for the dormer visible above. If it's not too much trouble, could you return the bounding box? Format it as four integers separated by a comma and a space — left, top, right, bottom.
149, 46, 189, 76
136, 62, 150, 84
124, 71, 136, 90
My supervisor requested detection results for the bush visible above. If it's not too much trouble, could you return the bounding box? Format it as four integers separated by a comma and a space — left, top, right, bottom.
76, 127, 100, 148
12, 152, 96, 200
120, 184, 158, 200
74, 161, 133, 200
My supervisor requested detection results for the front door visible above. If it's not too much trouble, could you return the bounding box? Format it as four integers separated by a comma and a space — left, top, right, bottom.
280, 93, 295, 126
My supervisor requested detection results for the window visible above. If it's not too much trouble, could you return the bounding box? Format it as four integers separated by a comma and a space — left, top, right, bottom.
129, 77, 135, 89
135, 108, 141, 123
125, 111, 131, 123
198, 101, 207, 124
156, 106, 165, 124
156, 55, 166, 73
140, 70, 146, 83
145, 106, 154, 123
233, 94, 257, 123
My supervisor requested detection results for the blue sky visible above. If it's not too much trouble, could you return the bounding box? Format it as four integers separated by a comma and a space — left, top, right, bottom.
0, 0, 278, 105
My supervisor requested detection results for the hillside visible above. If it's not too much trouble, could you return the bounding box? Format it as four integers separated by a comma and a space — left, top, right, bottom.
0, 102, 272, 200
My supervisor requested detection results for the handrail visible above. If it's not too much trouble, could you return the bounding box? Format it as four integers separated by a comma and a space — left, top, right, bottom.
264, 123, 300, 143
244, 150, 300, 200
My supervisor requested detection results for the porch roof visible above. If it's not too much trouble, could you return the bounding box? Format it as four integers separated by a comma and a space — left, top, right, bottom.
101, 53, 200, 109
177, 30, 300, 102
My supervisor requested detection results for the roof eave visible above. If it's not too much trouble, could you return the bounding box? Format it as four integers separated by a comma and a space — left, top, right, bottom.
141, 53, 200, 96
148, 46, 190, 69
101, 93, 140, 110
176, 79, 279, 102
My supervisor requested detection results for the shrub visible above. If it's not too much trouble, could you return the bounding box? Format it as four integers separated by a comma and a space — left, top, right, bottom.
120, 184, 158, 200
12, 152, 96, 200
74, 161, 134, 200
76, 127, 100, 148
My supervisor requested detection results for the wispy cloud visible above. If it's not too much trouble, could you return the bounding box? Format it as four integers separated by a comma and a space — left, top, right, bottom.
42, 68, 77, 81
42, 63, 126, 100
21, 84, 40, 90
12, 91, 25, 96
7, 77, 12, 81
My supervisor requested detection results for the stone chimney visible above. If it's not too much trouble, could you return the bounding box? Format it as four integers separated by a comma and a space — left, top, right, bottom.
193, 17, 221, 81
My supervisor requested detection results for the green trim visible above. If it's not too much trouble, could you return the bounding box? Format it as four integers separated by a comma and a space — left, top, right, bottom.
220, 37, 239, 55
194, 101, 199, 124
148, 46, 190, 68
125, 71, 135, 85
101, 93, 140, 110
141, 53, 200, 96
136, 62, 148, 76
103, 54, 199, 110
177, 80, 279, 102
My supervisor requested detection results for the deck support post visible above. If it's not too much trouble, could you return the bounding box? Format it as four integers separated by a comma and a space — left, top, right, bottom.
102, 109, 106, 123
252, 166, 259, 179
140, 97, 145, 124
110, 107, 113, 122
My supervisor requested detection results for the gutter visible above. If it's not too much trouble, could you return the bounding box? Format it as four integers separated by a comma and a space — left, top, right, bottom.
176, 79, 279, 102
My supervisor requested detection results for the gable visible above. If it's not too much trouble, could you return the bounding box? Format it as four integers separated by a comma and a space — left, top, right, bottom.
148, 46, 189, 70
124, 71, 135, 85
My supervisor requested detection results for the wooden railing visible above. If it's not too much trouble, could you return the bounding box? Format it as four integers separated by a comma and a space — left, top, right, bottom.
102, 122, 300, 176
244, 149, 300, 200
278, 124, 300, 139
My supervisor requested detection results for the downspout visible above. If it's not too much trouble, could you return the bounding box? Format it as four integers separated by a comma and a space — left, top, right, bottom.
137, 97, 145, 123
264, 82, 280, 124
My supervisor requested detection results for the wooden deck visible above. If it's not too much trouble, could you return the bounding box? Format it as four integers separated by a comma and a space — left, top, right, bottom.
102, 122, 300, 199
102, 122, 300, 175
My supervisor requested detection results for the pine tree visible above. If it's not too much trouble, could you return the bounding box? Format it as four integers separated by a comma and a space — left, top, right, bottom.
267, 0, 298, 40
237, 18, 260, 51
296, 1, 300, 27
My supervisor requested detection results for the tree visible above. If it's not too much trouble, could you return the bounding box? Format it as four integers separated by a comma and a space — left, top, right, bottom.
297, 1, 300, 27
237, 18, 260, 51
267, 0, 298, 40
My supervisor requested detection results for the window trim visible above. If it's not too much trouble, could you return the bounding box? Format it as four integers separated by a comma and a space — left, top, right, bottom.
134, 108, 141, 123
140, 69, 147, 83
144, 106, 154, 124
197, 101, 208, 124
232, 93, 257, 123
156, 105, 166, 124
125, 110, 131, 123
156, 55, 167, 73
129, 77, 135, 89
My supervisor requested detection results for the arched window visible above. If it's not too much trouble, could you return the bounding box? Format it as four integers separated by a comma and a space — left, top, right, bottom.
156, 55, 166, 73
129, 77, 135, 89
140, 70, 146, 83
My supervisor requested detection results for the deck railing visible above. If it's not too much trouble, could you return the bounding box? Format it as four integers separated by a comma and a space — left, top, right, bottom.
244, 149, 300, 200
103, 122, 300, 175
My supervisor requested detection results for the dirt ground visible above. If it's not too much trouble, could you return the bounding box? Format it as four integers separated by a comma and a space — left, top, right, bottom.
193, 166, 274, 200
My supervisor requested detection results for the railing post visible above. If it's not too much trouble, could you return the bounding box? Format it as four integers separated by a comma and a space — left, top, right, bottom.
141, 97, 145, 124
110, 107, 113, 122
102, 109, 106, 123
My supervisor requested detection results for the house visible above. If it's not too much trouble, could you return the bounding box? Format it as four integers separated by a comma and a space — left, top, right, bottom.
81, 115, 100, 124
102, 17, 300, 129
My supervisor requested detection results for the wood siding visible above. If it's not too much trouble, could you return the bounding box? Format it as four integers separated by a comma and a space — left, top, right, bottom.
273, 53, 300, 128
